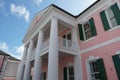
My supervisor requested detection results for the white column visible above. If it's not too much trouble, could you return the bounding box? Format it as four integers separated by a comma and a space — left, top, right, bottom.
17, 46, 27, 80
48, 17, 59, 80
74, 55, 83, 80
72, 28, 83, 80
23, 40, 34, 80
32, 30, 43, 80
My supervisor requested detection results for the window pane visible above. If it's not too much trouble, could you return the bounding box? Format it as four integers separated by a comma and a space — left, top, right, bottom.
89, 61, 100, 80
85, 30, 92, 39
110, 18, 118, 27
107, 8, 114, 18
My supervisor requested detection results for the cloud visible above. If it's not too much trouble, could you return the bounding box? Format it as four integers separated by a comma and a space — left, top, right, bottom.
33, 0, 43, 6
0, 42, 9, 51
14, 45, 24, 59
10, 3, 30, 22
0, 42, 24, 59
0, 0, 8, 16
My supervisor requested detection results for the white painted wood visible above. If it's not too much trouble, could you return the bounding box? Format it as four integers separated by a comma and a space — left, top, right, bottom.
23, 40, 34, 80
47, 17, 58, 80
32, 30, 43, 80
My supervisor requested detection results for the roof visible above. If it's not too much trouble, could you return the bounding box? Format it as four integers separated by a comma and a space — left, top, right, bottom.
0, 50, 10, 56
50, 0, 100, 18
0, 50, 20, 61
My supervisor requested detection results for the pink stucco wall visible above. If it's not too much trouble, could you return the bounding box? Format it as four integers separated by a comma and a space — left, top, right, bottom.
78, 0, 120, 50
78, 0, 120, 80
81, 41, 120, 80
3, 78, 16, 80
41, 55, 74, 80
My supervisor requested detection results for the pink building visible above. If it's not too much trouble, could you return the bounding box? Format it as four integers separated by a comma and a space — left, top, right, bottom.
17, 0, 120, 80
0, 50, 20, 80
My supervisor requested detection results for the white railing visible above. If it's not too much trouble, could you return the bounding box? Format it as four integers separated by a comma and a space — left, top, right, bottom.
27, 37, 77, 58
30, 48, 36, 59
41, 38, 49, 52
58, 37, 77, 52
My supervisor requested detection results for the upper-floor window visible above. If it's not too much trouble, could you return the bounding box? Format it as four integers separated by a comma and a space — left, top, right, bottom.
106, 7, 118, 27
63, 33, 72, 48
78, 18, 97, 41
100, 3, 120, 31
83, 22, 92, 40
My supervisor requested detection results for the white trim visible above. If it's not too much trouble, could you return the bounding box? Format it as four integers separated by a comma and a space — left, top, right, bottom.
108, 25, 120, 31
116, 50, 120, 55
81, 36, 120, 53
86, 56, 100, 80
8, 60, 20, 63
105, 2, 120, 29
82, 37, 95, 43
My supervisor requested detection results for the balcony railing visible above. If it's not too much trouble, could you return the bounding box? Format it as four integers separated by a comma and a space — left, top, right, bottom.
30, 48, 36, 60
29, 37, 78, 59
58, 37, 77, 52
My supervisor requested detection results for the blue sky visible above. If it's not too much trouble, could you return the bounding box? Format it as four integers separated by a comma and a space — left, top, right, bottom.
0, 0, 97, 59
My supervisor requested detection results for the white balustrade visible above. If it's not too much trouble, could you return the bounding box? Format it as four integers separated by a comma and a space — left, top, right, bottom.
29, 37, 77, 57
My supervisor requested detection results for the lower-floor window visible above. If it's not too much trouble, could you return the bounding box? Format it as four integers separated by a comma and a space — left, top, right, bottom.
112, 54, 120, 80
89, 61, 100, 80
41, 72, 46, 80
64, 66, 74, 80
88, 58, 107, 80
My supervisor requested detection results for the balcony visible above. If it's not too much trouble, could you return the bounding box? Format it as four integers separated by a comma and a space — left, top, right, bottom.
29, 37, 78, 60
41, 37, 78, 54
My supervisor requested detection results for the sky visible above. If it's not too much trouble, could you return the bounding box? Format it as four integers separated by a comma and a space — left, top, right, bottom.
0, 0, 97, 59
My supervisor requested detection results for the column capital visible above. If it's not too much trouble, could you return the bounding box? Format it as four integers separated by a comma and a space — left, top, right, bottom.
51, 15, 57, 20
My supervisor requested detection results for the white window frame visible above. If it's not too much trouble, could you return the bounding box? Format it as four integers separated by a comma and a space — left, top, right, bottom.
65, 64, 74, 80
105, 2, 120, 30
86, 56, 100, 80
63, 31, 72, 48
82, 21, 93, 41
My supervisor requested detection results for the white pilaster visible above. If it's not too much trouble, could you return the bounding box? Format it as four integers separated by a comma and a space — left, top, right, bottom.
23, 40, 34, 80
32, 30, 43, 80
17, 46, 27, 80
48, 17, 59, 80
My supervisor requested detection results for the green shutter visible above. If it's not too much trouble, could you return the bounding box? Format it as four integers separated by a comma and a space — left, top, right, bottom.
63, 67, 67, 80
111, 3, 120, 25
100, 10, 110, 31
78, 24, 84, 40
97, 59, 107, 80
89, 18, 97, 36
112, 55, 120, 80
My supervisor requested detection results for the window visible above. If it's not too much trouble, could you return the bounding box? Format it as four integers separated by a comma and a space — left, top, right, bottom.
112, 54, 120, 80
83, 22, 92, 40
106, 5, 118, 28
63, 66, 74, 80
100, 3, 120, 31
78, 18, 97, 41
89, 61, 100, 80
41, 72, 46, 80
87, 59, 107, 80
63, 33, 72, 48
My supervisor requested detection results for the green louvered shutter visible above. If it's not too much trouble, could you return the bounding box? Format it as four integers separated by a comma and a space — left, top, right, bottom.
63, 67, 67, 80
112, 55, 120, 80
111, 3, 120, 25
97, 59, 107, 80
78, 24, 84, 40
89, 18, 97, 36
100, 10, 110, 31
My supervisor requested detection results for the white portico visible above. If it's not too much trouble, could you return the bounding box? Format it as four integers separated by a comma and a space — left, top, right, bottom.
17, 4, 83, 80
